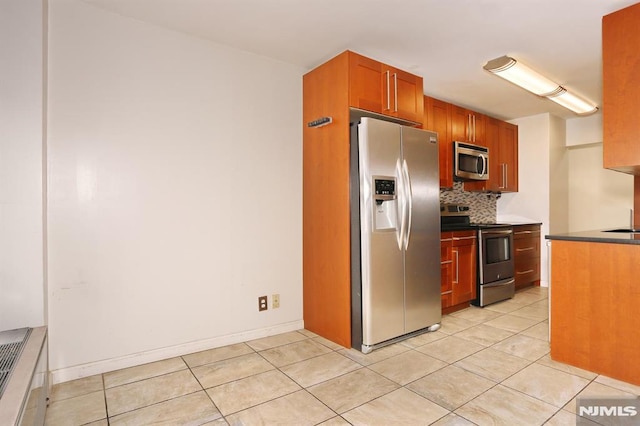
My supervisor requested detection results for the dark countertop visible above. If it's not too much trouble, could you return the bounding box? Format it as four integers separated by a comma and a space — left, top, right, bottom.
546, 229, 640, 245
441, 222, 542, 232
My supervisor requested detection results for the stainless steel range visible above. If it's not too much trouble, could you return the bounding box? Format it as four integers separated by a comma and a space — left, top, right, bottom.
441, 204, 515, 307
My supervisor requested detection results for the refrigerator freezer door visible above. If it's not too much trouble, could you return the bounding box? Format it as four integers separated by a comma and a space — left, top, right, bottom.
401, 126, 442, 332
358, 118, 405, 346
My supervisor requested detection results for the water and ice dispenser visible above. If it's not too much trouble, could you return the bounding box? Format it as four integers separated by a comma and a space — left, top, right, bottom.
373, 177, 398, 231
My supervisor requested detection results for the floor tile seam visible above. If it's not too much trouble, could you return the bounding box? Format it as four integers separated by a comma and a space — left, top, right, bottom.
103, 365, 192, 391
438, 379, 504, 421
451, 382, 561, 425
105, 388, 206, 420
47, 387, 107, 408
48, 384, 107, 404
203, 380, 303, 418
180, 345, 260, 370
492, 381, 568, 418
245, 333, 311, 352
100, 373, 110, 426
281, 361, 368, 391
450, 328, 517, 348
489, 343, 550, 365
364, 353, 450, 389
531, 358, 596, 382
255, 345, 340, 370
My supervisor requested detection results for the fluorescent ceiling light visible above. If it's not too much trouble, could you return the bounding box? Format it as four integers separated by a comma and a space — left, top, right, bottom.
483, 55, 598, 116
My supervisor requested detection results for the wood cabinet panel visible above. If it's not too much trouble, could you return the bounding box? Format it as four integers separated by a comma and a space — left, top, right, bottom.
513, 224, 541, 289
302, 50, 424, 348
498, 121, 518, 192
441, 231, 476, 311
348, 52, 423, 124
303, 51, 352, 348
349, 53, 384, 114
425, 96, 453, 188
550, 240, 640, 385
603, 3, 640, 174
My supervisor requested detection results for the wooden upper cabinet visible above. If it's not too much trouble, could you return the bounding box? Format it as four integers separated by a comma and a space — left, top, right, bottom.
425, 96, 453, 188
349, 53, 384, 115
450, 105, 485, 145
465, 117, 518, 193
348, 51, 424, 124
498, 121, 518, 192
603, 3, 640, 174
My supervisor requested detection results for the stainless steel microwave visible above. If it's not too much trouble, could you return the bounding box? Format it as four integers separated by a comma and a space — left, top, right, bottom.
454, 141, 489, 181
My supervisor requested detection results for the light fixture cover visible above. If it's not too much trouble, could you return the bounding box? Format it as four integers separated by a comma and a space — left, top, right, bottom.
483, 55, 598, 115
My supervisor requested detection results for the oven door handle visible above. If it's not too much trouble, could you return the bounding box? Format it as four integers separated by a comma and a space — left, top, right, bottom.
483, 279, 515, 288
482, 229, 513, 236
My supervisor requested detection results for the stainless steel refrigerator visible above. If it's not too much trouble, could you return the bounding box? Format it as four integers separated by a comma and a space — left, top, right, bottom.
350, 116, 441, 353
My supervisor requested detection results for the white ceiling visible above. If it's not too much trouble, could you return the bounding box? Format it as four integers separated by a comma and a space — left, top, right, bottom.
83, 0, 637, 120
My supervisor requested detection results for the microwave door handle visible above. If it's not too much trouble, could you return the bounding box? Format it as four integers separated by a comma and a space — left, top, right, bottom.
480, 154, 487, 177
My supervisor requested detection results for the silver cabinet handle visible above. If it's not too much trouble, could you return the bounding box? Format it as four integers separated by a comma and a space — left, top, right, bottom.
516, 247, 534, 252
515, 230, 533, 235
385, 70, 391, 111
441, 260, 453, 265
393, 73, 398, 112
453, 249, 459, 284
505, 164, 508, 189
517, 269, 535, 275
473, 115, 476, 142
452, 236, 477, 241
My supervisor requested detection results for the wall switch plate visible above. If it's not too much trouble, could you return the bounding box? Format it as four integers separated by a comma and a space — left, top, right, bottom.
272, 294, 280, 309
258, 296, 268, 311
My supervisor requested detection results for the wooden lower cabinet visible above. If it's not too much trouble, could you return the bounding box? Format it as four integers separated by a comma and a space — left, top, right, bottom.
513, 224, 541, 290
550, 239, 640, 385
441, 230, 477, 314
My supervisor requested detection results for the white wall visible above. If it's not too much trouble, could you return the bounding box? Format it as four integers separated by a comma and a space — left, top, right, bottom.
48, 0, 304, 382
568, 144, 633, 231
497, 114, 552, 286
0, 0, 46, 331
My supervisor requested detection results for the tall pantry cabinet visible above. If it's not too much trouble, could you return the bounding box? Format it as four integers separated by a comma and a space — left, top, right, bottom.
303, 51, 424, 348
602, 2, 640, 227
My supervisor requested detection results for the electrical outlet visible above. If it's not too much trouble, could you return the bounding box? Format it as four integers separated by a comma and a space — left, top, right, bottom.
272, 294, 280, 309
258, 296, 268, 311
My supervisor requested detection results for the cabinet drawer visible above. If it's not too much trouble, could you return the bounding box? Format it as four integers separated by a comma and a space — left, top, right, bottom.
513, 225, 541, 240
515, 256, 540, 285
514, 237, 540, 259
451, 230, 476, 247
441, 292, 452, 309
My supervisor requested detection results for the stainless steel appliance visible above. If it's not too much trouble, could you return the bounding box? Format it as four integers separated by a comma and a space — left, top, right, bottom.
350, 116, 441, 354
454, 141, 489, 181
476, 226, 515, 307
440, 204, 515, 307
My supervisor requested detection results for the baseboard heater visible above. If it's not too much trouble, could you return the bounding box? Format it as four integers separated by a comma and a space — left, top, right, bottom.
0, 327, 48, 425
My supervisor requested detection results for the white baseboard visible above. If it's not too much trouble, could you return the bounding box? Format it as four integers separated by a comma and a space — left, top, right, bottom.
50, 320, 304, 385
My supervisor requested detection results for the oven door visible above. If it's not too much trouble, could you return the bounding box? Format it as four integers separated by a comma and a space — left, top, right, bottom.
479, 227, 514, 284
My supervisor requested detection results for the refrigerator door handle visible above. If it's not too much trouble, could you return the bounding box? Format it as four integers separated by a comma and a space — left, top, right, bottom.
402, 159, 413, 250
395, 158, 405, 250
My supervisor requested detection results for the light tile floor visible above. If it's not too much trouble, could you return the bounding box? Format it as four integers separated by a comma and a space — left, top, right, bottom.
44, 286, 640, 425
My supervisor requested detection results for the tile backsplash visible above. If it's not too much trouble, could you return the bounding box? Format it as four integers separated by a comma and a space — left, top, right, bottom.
440, 182, 498, 223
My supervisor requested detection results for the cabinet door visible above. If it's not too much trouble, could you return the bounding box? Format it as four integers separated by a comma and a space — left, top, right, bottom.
451, 105, 469, 142
499, 121, 518, 192
470, 112, 485, 145
452, 242, 476, 305
349, 53, 383, 114
441, 233, 453, 309
425, 96, 453, 188
389, 67, 424, 123
465, 116, 499, 192
603, 3, 640, 172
